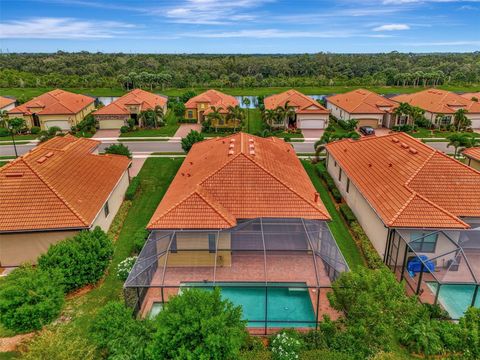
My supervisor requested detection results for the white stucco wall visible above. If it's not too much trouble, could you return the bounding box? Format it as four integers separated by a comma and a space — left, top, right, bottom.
296, 113, 328, 129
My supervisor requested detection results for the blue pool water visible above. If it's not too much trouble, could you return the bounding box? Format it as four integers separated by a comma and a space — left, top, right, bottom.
183, 282, 316, 328
427, 282, 480, 319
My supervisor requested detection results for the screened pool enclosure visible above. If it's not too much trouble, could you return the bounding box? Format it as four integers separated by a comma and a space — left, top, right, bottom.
385, 228, 480, 319
124, 218, 349, 333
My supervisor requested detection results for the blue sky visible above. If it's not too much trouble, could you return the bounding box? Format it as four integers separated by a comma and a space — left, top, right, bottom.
0, 0, 479, 53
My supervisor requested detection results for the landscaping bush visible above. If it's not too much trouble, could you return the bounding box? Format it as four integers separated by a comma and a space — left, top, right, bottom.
30, 126, 40, 134
339, 204, 357, 225
133, 228, 149, 254
338, 119, 358, 132
315, 162, 328, 180
74, 114, 96, 134
125, 176, 140, 200
178, 118, 197, 123
181, 130, 205, 153
104, 143, 132, 158
301, 330, 328, 351
120, 125, 130, 134
0, 265, 64, 332
147, 288, 246, 359
38, 227, 114, 293
300, 350, 353, 360
331, 188, 342, 203
117, 256, 137, 281
270, 330, 303, 360
91, 301, 152, 360
350, 221, 384, 269
0, 127, 9, 137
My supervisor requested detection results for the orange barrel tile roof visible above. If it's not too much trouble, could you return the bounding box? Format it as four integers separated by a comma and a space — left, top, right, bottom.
184, 89, 238, 111
326, 88, 398, 114
264, 89, 329, 114
93, 89, 167, 116
463, 147, 480, 162
0, 96, 15, 108
460, 92, 480, 101
326, 133, 480, 229
0, 135, 131, 232
148, 132, 330, 229
8, 89, 94, 116
392, 89, 480, 114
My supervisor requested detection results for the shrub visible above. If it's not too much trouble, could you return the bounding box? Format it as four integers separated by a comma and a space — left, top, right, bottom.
147, 288, 246, 359
270, 330, 303, 360
401, 321, 444, 356
0, 265, 64, 332
331, 188, 342, 203
458, 307, 480, 358
339, 204, 357, 225
316, 162, 328, 180
104, 143, 132, 158
181, 130, 205, 153
178, 118, 197, 123
300, 350, 353, 360
30, 126, 40, 134
125, 176, 140, 200
74, 114, 96, 134
301, 330, 327, 351
0, 127, 9, 137
117, 256, 137, 280
350, 221, 384, 269
91, 301, 152, 360
120, 125, 130, 134
133, 228, 149, 254
338, 119, 358, 131
284, 135, 292, 142
38, 227, 114, 293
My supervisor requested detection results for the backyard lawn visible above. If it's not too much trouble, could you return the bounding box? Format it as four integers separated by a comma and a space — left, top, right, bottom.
119, 110, 179, 137
407, 128, 480, 139
302, 161, 364, 269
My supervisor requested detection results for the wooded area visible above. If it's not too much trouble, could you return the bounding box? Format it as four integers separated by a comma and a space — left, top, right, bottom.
0, 52, 479, 91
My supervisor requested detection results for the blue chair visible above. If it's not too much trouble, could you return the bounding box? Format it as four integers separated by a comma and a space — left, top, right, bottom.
407, 255, 435, 276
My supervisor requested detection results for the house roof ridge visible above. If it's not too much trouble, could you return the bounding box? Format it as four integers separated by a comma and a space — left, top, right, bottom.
194, 186, 237, 226
387, 192, 416, 226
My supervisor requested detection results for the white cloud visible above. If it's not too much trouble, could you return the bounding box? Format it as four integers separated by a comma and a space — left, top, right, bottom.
404, 40, 480, 46
0, 18, 135, 39
373, 23, 410, 31
383, 0, 480, 3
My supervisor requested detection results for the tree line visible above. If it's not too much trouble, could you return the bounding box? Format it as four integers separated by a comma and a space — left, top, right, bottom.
0, 52, 479, 90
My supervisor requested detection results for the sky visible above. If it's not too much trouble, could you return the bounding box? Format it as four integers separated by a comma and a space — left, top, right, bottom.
0, 0, 479, 53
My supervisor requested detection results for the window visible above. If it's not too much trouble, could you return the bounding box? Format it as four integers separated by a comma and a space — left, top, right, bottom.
208, 233, 216, 253
104, 201, 110, 217
346, 178, 350, 193
325, 153, 329, 168
338, 168, 342, 182
334, 161, 337, 167
397, 115, 408, 125
441, 116, 451, 126
170, 234, 177, 253
187, 111, 193, 119
410, 232, 438, 253
218, 117, 225, 126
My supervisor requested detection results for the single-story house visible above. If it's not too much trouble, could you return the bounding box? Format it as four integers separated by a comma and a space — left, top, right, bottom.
0, 96, 16, 112
325, 89, 399, 128
184, 90, 238, 127
0, 135, 131, 266
461, 92, 480, 102
264, 89, 329, 130
8, 89, 95, 131
392, 89, 480, 129
93, 89, 167, 129
463, 147, 480, 171
124, 132, 348, 329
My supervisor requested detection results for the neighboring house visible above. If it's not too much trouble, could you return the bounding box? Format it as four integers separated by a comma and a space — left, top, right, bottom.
124, 132, 348, 328
325, 89, 399, 128
0, 135, 131, 267
463, 147, 480, 171
93, 89, 167, 129
184, 90, 238, 127
264, 89, 329, 130
325, 132, 480, 260
392, 89, 480, 129
0, 96, 16, 112
461, 92, 480, 102
8, 89, 95, 131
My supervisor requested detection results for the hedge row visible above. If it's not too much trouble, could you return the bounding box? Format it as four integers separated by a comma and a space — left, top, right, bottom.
339, 204, 357, 225
125, 176, 140, 200
315, 162, 342, 203
350, 221, 384, 270
178, 118, 198, 124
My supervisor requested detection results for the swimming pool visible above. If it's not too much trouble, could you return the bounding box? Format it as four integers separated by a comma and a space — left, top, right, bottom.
427, 282, 480, 319
182, 282, 317, 328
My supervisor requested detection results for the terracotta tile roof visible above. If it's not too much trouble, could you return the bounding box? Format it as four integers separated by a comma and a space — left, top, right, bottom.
93, 89, 167, 116
184, 90, 238, 110
0, 135, 131, 232
461, 92, 480, 101
463, 147, 480, 162
326, 89, 398, 114
264, 89, 329, 114
0, 96, 15, 108
8, 89, 94, 116
392, 89, 480, 114
326, 133, 480, 229
148, 132, 330, 229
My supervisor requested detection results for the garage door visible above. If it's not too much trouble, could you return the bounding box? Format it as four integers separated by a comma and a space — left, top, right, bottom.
99, 119, 125, 130
470, 118, 480, 129
44, 120, 71, 131
299, 119, 325, 129
357, 119, 379, 128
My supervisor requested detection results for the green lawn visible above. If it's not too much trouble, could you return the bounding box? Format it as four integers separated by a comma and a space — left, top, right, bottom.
2, 85, 479, 100
302, 161, 364, 269
0, 134, 37, 141
119, 110, 180, 138
407, 128, 480, 139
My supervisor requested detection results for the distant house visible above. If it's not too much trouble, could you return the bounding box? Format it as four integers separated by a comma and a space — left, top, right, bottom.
264, 89, 329, 130
463, 147, 480, 171
461, 92, 480, 102
0, 135, 131, 267
0, 96, 16, 112
8, 89, 95, 131
325, 89, 399, 128
93, 89, 167, 129
184, 90, 239, 127
392, 89, 480, 129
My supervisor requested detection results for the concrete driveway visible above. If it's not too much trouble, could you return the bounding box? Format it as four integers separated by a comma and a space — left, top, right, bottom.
174, 124, 201, 138
93, 129, 120, 138
301, 129, 324, 140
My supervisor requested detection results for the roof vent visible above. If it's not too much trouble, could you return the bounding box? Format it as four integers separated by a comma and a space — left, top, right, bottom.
228, 149, 234, 156
314, 192, 319, 202
400, 143, 409, 149
37, 156, 47, 164
249, 149, 255, 156
186, 173, 191, 177
45, 152, 54, 158
230, 138, 235, 143
229, 143, 235, 149
249, 138, 254, 143
389, 163, 393, 167
392, 137, 399, 143
5, 172, 24, 178
409, 148, 418, 154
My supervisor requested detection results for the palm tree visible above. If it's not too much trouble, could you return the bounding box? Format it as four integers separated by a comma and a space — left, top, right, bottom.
206, 106, 224, 132
226, 105, 245, 132
262, 109, 277, 129
453, 108, 470, 132
393, 102, 412, 125
154, 105, 165, 128
447, 134, 476, 158
0, 110, 8, 128
242, 97, 251, 132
